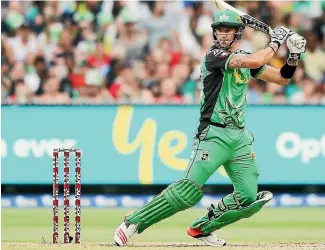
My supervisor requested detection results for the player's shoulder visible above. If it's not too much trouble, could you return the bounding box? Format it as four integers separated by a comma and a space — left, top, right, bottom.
205, 44, 232, 62
235, 49, 251, 55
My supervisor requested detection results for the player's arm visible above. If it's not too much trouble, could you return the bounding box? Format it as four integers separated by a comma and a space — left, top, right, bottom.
228, 26, 292, 69
255, 33, 307, 85
208, 46, 277, 70
254, 65, 289, 85
205, 26, 291, 71
205, 48, 277, 71
227, 48, 275, 69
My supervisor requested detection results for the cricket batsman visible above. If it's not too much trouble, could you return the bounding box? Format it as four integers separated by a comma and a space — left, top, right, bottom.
114, 10, 307, 247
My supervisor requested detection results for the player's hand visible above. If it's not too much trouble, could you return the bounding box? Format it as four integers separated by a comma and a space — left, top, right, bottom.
270, 26, 292, 50
286, 33, 307, 54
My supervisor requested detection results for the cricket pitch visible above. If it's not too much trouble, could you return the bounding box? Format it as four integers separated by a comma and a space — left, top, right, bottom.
2, 242, 325, 250
2, 208, 325, 250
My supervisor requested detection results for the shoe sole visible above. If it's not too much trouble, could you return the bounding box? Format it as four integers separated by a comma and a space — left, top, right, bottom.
201, 238, 227, 247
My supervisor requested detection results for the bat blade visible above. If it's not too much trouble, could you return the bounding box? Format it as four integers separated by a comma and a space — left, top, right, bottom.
215, 0, 246, 15
214, 0, 273, 35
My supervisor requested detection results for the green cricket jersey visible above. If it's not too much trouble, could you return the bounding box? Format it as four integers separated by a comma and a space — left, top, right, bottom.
198, 43, 265, 132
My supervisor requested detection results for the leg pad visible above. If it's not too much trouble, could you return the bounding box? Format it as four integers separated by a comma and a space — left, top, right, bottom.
191, 191, 273, 234
126, 179, 203, 233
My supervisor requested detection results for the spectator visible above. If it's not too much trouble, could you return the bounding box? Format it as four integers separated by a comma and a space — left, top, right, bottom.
12, 83, 33, 104
154, 63, 170, 81
140, 1, 174, 49
1, 36, 15, 65
87, 40, 111, 77
34, 56, 48, 84
76, 21, 97, 58
179, 13, 201, 58
74, 69, 112, 104
1, 0, 324, 105
138, 89, 155, 104
284, 12, 302, 33
34, 77, 70, 104
8, 62, 25, 99
67, 54, 87, 90
157, 79, 183, 104
1, 57, 11, 102
171, 63, 191, 87
38, 17, 64, 62
4, 1, 25, 34
116, 9, 148, 64
157, 37, 181, 67
108, 61, 135, 100
8, 22, 39, 62
302, 31, 325, 83
97, 11, 116, 54
312, 84, 325, 104
312, 3, 325, 48
56, 29, 74, 58
198, 34, 213, 60
143, 54, 156, 84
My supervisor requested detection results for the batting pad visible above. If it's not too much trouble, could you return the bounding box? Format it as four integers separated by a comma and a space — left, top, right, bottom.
192, 191, 273, 234
126, 179, 203, 233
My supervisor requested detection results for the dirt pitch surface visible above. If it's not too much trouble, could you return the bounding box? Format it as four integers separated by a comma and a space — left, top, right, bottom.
2, 243, 325, 250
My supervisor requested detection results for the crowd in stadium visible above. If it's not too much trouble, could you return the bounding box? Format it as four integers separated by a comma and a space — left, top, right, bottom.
1, 1, 325, 105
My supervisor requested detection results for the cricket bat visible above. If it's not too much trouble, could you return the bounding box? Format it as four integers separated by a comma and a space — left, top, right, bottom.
215, 0, 273, 35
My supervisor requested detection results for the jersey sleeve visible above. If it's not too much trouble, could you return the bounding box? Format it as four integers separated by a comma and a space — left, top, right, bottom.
250, 65, 266, 79
205, 49, 235, 71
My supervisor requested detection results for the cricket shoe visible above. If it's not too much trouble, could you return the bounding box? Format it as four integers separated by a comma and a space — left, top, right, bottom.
187, 227, 226, 247
114, 220, 138, 246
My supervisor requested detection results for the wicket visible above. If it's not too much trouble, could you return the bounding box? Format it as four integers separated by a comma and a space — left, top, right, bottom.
52, 148, 81, 244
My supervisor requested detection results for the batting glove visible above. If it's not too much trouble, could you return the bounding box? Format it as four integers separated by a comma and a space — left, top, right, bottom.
286, 33, 307, 54
285, 33, 307, 65
270, 26, 292, 50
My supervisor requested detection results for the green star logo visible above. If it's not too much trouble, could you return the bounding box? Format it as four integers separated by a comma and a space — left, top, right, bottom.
219, 13, 229, 22
218, 97, 244, 126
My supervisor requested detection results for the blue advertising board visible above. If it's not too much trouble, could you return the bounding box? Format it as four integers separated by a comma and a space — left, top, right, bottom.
2, 194, 325, 208
1, 105, 325, 185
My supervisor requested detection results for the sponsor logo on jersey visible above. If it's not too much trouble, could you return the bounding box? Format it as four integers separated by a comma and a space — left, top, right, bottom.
233, 68, 249, 84
201, 150, 209, 161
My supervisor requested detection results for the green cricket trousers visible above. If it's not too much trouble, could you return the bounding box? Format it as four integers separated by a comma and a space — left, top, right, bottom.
126, 122, 272, 234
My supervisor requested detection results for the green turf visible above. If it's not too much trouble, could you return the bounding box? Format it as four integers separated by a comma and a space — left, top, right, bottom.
2, 207, 325, 249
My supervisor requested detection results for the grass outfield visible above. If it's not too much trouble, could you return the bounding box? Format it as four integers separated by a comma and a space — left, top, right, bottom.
2, 208, 325, 250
